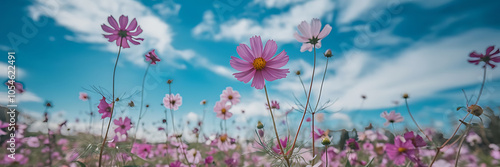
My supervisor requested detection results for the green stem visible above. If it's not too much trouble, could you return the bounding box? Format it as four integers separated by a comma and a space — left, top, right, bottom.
98, 38, 122, 167
475, 67, 487, 105
264, 85, 288, 166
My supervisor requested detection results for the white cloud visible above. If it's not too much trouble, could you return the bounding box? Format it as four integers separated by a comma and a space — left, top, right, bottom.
27, 0, 230, 79
274, 28, 500, 111
336, 0, 376, 25
153, 0, 181, 17
186, 112, 199, 122
0, 45, 11, 51
252, 0, 306, 9
0, 62, 27, 78
0, 91, 43, 104
193, 0, 335, 43
330, 112, 353, 128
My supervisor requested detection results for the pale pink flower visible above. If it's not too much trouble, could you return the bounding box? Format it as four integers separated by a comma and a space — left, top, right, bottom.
101, 15, 143, 48
25, 137, 40, 147
163, 93, 182, 111
294, 18, 332, 52
186, 149, 202, 164
230, 36, 290, 89
220, 87, 241, 105
380, 110, 404, 126
214, 100, 233, 120
79, 92, 89, 101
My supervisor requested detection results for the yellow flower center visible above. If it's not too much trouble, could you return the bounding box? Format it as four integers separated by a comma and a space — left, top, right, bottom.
228, 95, 233, 100
220, 134, 228, 142
221, 108, 227, 114
398, 147, 406, 153
252, 57, 266, 70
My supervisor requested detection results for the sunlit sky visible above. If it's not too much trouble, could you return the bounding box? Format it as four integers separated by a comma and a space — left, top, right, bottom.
1, 0, 500, 140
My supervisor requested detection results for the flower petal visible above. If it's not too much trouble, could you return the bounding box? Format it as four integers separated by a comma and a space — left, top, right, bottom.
250, 36, 263, 58
108, 16, 119, 30
317, 24, 332, 39
311, 18, 321, 37
127, 36, 141, 45
300, 43, 313, 52
121, 39, 130, 48
128, 26, 143, 36
261, 68, 289, 81
251, 70, 265, 89
230, 56, 254, 71
119, 15, 128, 30
266, 50, 289, 68
298, 21, 312, 39
101, 24, 117, 33
104, 34, 119, 42
233, 69, 255, 83
126, 18, 138, 31
262, 40, 277, 61
491, 56, 500, 62
294, 32, 309, 43
469, 51, 483, 58
236, 44, 255, 62
486, 46, 495, 55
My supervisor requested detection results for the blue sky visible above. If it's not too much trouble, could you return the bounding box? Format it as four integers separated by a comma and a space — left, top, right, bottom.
1, 0, 500, 141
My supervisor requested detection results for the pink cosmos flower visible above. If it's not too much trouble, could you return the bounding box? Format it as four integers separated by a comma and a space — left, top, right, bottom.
385, 136, 415, 165
97, 96, 112, 119
25, 137, 40, 147
230, 36, 290, 90
266, 100, 280, 110
101, 15, 143, 48
163, 93, 182, 111
273, 137, 288, 154
380, 110, 404, 126
214, 101, 233, 120
131, 143, 152, 159
404, 131, 426, 148
205, 156, 214, 164
5, 81, 25, 94
220, 87, 241, 105
294, 18, 332, 52
312, 128, 325, 140
468, 45, 500, 68
306, 117, 311, 122
79, 92, 89, 101
186, 149, 202, 164
114, 117, 132, 135
145, 49, 161, 65
346, 138, 360, 151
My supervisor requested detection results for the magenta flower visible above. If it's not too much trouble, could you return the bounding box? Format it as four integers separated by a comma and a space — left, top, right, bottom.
205, 156, 214, 164
468, 45, 500, 68
214, 101, 233, 120
312, 128, 325, 140
101, 15, 143, 48
220, 87, 241, 105
273, 137, 288, 154
79, 92, 89, 101
145, 49, 161, 65
346, 138, 360, 151
385, 136, 415, 165
380, 110, 404, 126
163, 93, 182, 111
25, 137, 40, 147
131, 143, 152, 159
294, 18, 332, 52
230, 36, 290, 90
114, 117, 132, 135
266, 100, 280, 110
97, 96, 112, 119
5, 81, 25, 94
403, 131, 426, 148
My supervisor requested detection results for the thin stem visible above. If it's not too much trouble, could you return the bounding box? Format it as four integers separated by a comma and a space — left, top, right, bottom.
475, 67, 487, 105
131, 64, 151, 145
429, 112, 471, 166
312, 113, 315, 164
263, 85, 288, 165
289, 45, 317, 156
298, 75, 314, 112
313, 58, 329, 112
454, 117, 474, 167
325, 146, 328, 167
88, 99, 93, 133
98, 38, 122, 167
404, 99, 434, 145
198, 105, 207, 143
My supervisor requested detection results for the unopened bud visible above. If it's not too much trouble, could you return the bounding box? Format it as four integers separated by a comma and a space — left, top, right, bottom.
167, 80, 173, 84
295, 70, 301, 76
467, 104, 483, 117
321, 136, 331, 146
324, 49, 333, 58
257, 121, 264, 129
403, 93, 409, 99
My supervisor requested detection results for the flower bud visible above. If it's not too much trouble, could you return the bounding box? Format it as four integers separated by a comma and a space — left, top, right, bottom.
295, 70, 301, 76
403, 93, 409, 99
257, 121, 264, 129
467, 104, 483, 117
128, 101, 135, 107
167, 79, 173, 84
321, 136, 331, 146
324, 49, 333, 58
